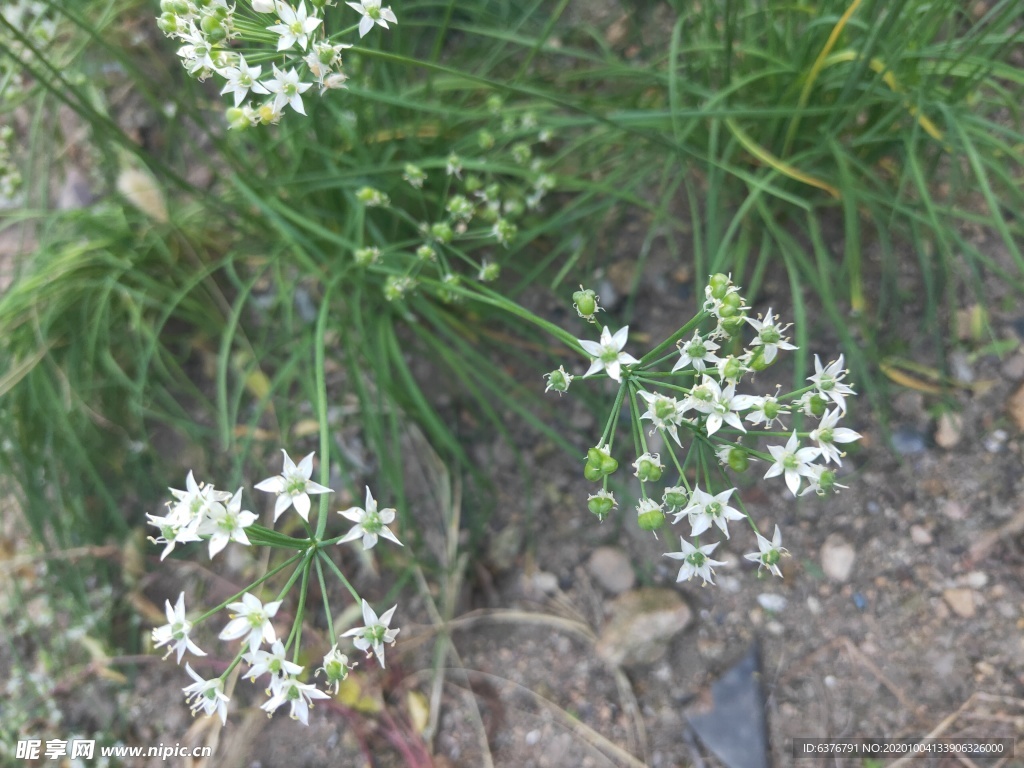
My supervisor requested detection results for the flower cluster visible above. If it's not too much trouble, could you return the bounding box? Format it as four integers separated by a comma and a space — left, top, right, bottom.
551, 274, 861, 585
149, 449, 403, 726
347, 100, 558, 304
155, 0, 397, 126
0, 126, 23, 205
1, 0, 58, 105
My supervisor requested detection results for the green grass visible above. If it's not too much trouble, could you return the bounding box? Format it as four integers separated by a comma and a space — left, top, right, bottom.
0, 0, 1021, 658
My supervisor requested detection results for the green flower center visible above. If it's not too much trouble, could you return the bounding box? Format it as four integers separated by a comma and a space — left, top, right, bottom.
759, 326, 781, 345
706, 502, 722, 518
763, 400, 780, 418
687, 552, 707, 567
762, 550, 780, 566
654, 399, 675, 420
782, 453, 799, 471
818, 428, 834, 444
687, 341, 707, 358
819, 375, 835, 391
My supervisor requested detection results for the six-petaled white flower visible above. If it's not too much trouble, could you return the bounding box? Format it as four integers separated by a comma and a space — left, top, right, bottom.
219, 592, 283, 654
243, 639, 303, 682
268, 1, 322, 51
219, 55, 269, 106
665, 538, 727, 585
198, 488, 258, 558
317, 645, 354, 694
346, 0, 397, 37
809, 354, 856, 413
745, 308, 797, 364
578, 326, 639, 383
255, 449, 333, 523
672, 331, 720, 373
341, 599, 400, 668
676, 485, 745, 539
744, 525, 788, 578
152, 592, 206, 664
808, 408, 861, 464
764, 432, 821, 495
263, 65, 313, 115
261, 675, 331, 725
338, 487, 403, 550
182, 664, 230, 725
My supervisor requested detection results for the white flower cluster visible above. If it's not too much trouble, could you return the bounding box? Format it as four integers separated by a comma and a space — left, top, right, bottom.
149, 449, 404, 726
155, 0, 397, 126
562, 274, 861, 586
157, 593, 397, 725
0, 127, 22, 205
1, 0, 57, 97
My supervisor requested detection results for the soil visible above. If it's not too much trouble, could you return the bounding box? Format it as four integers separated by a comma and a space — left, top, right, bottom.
4, 2, 1024, 767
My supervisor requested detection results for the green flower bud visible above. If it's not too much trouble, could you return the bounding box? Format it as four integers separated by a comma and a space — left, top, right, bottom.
720, 315, 746, 337
464, 174, 483, 193
225, 107, 251, 131
544, 366, 573, 395
633, 452, 664, 482
572, 287, 599, 320
200, 14, 226, 43
477, 129, 495, 150
430, 222, 454, 244
721, 357, 744, 379
808, 393, 828, 418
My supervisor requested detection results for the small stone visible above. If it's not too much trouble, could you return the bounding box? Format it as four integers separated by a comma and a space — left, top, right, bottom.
820, 534, 856, 582
934, 412, 963, 449
806, 596, 823, 615
756, 593, 788, 612
962, 571, 989, 589
983, 429, 1009, 453
532, 571, 559, 595
1001, 351, 1024, 381
587, 547, 636, 594
910, 525, 933, 545
942, 588, 976, 618
596, 588, 692, 667
891, 427, 928, 455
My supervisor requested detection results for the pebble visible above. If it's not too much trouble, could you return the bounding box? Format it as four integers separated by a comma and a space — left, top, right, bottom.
962, 571, 989, 589
821, 534, 856, 582
910, 525, 933, 545
983, 429, 1009, 453
934, 412, 963, 449
756, 593, 788, 612
1001, 351, 1024, 380
942, 588, 976, 618
532, 571, 559, 595
891, 427, 928, 455
942, 500, 966, 520
587, 547, 636, 594
595, 588, 692, 666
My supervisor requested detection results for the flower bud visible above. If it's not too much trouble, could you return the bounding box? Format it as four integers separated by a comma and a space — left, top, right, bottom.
200, 14, 227, 43
430, 222, 454, 244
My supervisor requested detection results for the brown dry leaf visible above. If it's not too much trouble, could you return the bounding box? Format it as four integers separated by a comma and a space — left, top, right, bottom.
1008, 382, 1024, 431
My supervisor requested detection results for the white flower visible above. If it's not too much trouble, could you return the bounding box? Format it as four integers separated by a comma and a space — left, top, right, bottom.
168, 470, 231, 526
255, 449, 333, 523
578, 326, 639, 383
764, 432, 821, 495
346, 0, 397, 37
676, 486, 745, 539
337, 487, 403, 550
745, 308, 797, 364
182, 664, 229, 725
261, 675, 330, 725
263, 66, 313, 115
219, 593, 283, 654
152, 592, 205, 664
808, 408, 861, 465
198, 488, 258, 558
685, 376, 746, 436
800, 465, 848, 497
317, 645, 354, 694
252, 0, 277, 11
244, 640, 303, 682
268, 1, 322, 51
809, 354, 856, 413
743, 525, 788, 578
219, 55, 268, 106
146, 511, 202, 560
743, 395, 788, 429
341, 600, 400, 668
665, 538, 727, 585
672, 331, 720, 372
637, 389, 687, 445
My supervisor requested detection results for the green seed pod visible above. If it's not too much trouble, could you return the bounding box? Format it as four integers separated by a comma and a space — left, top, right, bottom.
572, 288, 598, 319
587, 491, 616, 520
598, 453, 619, 475
663, 487, 688, 510
726, 447, 749, 472
637, 503, 666, 532
200, 14, 226, 43
584, 462, 604, 482
708, 273, 731, 300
